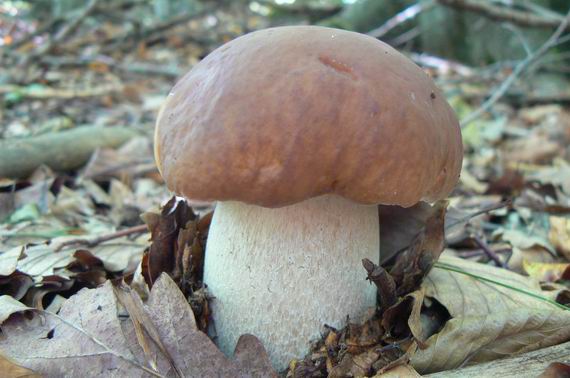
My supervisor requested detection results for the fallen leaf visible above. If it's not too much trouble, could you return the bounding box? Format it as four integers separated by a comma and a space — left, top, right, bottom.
409, 255, 570, 374
523, 260, 570, 283
374, 364, 420, 377
0, 246, 22, 275
502, 132, 562, 165
0, 295, 32, 323
379, 201, 435, 265
0, 274, 277, 377
389, 200, 447, 295
14, 235, 146, 280
527, 159, 570, 197
0, 354, 39, 378
549, 216, 570, 260
142, 197, 196, 286
539, 362, 570, 378
0, 272, 34, 300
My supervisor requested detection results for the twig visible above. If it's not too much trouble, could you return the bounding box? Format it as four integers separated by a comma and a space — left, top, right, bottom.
426, 341, 570, 377
21, 0, 99, 64
461, 9, 570, 127
0, 83, 123, 99
39, 55, 183, 78
54, 224, 148, 252
102, 6, 214, 48
367, 0, 435, 39
472, 236, 507, 268
408, 52, 475, 76
438, 0, 564, 28
7, 18, 63, 51
0, 126, 137, 179
445, 200, 511, 230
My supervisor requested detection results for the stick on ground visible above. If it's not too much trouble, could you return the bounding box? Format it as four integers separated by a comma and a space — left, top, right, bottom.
0, 126, 138, 179
425, 340, 570, 377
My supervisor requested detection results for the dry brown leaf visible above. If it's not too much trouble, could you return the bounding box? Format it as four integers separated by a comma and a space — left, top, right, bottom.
523, 260, 570, 282
0, 246, 22, 275
502, 132, 562, 165
509, 245, 556, 273
527, 159, 570, 197
12, 235, 146, 280
0, 272, 34, 301
549, 216, 570, 260
374, 364, 421, 377
379, 201, 439, 265
0, 274, 277, 377
0, 282, 149, 377
539, 362, 570, 378
409, 255, 570, 374
0, 354, 39, 378
141, 197, 198, 288
424, 341, 570, 377
389, 201, 447, 296
0, 295, 32, 323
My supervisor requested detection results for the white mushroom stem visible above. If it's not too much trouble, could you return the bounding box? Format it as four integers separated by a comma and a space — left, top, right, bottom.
204, 194, 379, 371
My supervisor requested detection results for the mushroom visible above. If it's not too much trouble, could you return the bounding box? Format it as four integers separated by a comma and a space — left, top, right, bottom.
154, 26, 462, 370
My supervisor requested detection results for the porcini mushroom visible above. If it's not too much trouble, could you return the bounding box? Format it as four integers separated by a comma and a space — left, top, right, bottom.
154, 26, 462, 370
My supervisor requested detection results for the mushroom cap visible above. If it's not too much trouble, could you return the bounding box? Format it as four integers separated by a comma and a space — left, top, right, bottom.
155, 26, 462, 208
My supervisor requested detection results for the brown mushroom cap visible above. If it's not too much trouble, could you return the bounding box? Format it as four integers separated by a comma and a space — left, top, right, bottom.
155, 26, 462, 208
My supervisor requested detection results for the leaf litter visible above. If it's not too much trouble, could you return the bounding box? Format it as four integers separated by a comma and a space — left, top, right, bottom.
2, 7, 570, 377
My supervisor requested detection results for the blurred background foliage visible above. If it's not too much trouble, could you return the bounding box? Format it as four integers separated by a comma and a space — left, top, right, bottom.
3, 0, 568, 65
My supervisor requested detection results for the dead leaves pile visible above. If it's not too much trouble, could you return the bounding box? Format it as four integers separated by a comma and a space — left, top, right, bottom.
0, 274, 276, 377
0, 143, 169, 310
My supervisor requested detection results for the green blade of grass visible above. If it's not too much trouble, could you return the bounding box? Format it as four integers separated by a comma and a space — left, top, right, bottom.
433, 261, 570, 312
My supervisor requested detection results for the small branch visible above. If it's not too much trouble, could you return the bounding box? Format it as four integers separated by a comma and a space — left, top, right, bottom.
39, 55, 183, 78
445, 200, 511, 230
0, 126, 137, 179
21, 0, 99, 64
0, 83, 123, 99
54, 224, 148, 252
367, 1, 435, 39
408, 52, 475, 76
426, 341, 570, 377
102, 6, 214, 48
472, 236, 507, 268
461, 9, 570, 127
438, 0, 564, 28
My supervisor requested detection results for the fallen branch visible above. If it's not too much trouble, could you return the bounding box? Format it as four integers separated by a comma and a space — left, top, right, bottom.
461, 9, 570, 127
0, 83, 123, 99
425, 340, 570, 377
21, 0, 99, 64
367, 0, 435, 39
472, 236, 506, 268
0, 126, 138, 179
54, 224, 148, 252
101, 6, 214, 48
438, 0, 564, 28
39, 55, 182, 78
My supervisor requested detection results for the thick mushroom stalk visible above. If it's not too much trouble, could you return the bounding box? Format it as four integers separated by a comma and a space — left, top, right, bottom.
204, 195, 378, 370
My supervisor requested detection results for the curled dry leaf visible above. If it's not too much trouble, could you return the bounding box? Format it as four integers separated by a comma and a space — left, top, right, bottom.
0, 273, 277, 377
141, 196, 198, 288
379, 201, 435, 265
409, 255, 570, 374
388, 200, 447, 296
